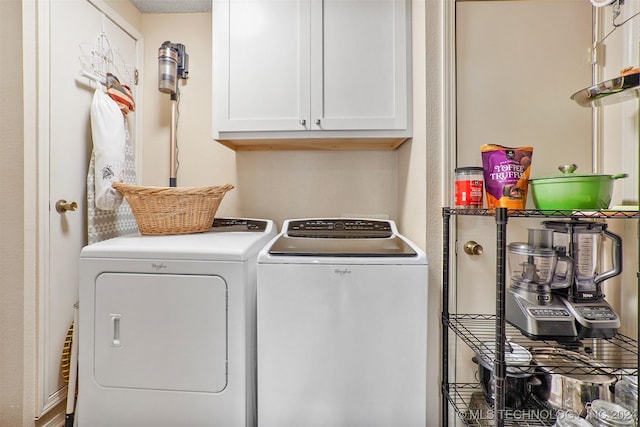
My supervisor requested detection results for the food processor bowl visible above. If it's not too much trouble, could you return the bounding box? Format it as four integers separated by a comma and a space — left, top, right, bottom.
508, 242, 561, 285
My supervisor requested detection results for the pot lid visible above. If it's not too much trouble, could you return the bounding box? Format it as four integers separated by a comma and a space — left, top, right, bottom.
555, 411, 596, 427
477, 341, 533, 375
529, 164, 627, 181
588, 400, 635, 426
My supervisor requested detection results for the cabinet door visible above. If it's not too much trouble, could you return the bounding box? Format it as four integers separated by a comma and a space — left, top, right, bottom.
310, 0, 410, 131
213, 0, 311, 132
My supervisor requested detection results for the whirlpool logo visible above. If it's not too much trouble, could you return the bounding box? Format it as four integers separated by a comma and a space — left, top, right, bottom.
151, 262, 167, 270
334, 268, 352, 276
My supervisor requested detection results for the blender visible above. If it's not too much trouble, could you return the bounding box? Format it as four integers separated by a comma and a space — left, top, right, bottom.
506, 228, 578, 341
542, 220, 622, 339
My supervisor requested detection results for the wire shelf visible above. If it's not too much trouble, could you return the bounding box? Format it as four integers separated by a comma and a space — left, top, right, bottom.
444, 208, 639, 219
446, 314, 638, 376
441, 207, 639, 426
444, 383, 557, 426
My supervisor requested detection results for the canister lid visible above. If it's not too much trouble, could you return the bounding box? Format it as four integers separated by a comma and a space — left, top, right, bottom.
455, 166, 484, 173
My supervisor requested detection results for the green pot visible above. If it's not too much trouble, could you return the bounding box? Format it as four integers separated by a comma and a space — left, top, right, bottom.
529, 164, 627, 211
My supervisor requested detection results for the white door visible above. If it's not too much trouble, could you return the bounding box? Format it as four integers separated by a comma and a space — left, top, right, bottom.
451, 0, 592, 385
40, 0, 141, 415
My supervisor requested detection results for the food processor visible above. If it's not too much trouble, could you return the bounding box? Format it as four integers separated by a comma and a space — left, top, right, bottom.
542, 220, 622, 339
506, 228, 579, 341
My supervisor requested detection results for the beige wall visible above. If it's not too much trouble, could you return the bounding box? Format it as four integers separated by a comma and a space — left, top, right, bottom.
137, 12, 419, 231
0, 0, 27, 425
3, 1, 435, 424
136, 2, 437, 416
5, 0, 634, 425
10, 0, 598, 424
139, 12, 239, 214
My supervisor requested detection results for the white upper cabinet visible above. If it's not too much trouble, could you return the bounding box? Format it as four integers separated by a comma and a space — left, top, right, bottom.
212, 0, 412, 150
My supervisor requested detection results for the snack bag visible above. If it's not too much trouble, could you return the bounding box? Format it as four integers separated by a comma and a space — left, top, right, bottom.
481, 144, 533, 209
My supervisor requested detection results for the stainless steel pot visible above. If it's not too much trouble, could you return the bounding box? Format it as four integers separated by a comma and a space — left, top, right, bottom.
530, 348, 616, 417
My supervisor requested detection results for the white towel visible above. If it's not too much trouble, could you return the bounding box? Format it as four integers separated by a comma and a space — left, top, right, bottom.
87, 118, 138, 245
90, 88, 125, 210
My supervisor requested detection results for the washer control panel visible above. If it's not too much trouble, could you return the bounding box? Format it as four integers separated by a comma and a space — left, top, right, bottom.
286, 219, 392, 238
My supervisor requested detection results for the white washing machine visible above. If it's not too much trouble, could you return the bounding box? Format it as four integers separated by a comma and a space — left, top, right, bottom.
77, 218, 276, 427
256, 218, 428, 427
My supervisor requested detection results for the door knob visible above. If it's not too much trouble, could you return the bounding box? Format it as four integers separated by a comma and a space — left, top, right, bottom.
56, 200, 78, 213
463, 241, 483, 256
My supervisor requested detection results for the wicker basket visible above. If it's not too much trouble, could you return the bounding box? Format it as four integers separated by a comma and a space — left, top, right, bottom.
112, 182, 234, 235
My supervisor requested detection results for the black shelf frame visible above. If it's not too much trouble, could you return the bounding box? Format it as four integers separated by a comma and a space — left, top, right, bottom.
441, 207, 640, 427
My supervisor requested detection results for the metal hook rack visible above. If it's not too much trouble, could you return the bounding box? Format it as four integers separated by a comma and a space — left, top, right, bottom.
79, 32, 135, 88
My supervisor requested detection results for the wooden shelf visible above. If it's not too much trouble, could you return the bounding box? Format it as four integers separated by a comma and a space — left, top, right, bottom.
215, 137, 410, 151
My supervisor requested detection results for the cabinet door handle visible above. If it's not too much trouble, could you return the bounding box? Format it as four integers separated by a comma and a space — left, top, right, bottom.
314, 119, 321, 125
299, 119, 306, 125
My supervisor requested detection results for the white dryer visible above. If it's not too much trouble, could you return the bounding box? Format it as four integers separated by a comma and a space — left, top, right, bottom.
256, 218, 428, 427
77, 218, 276, 427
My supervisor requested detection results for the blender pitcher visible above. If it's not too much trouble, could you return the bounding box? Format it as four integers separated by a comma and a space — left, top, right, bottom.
542, 220, 622, 301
